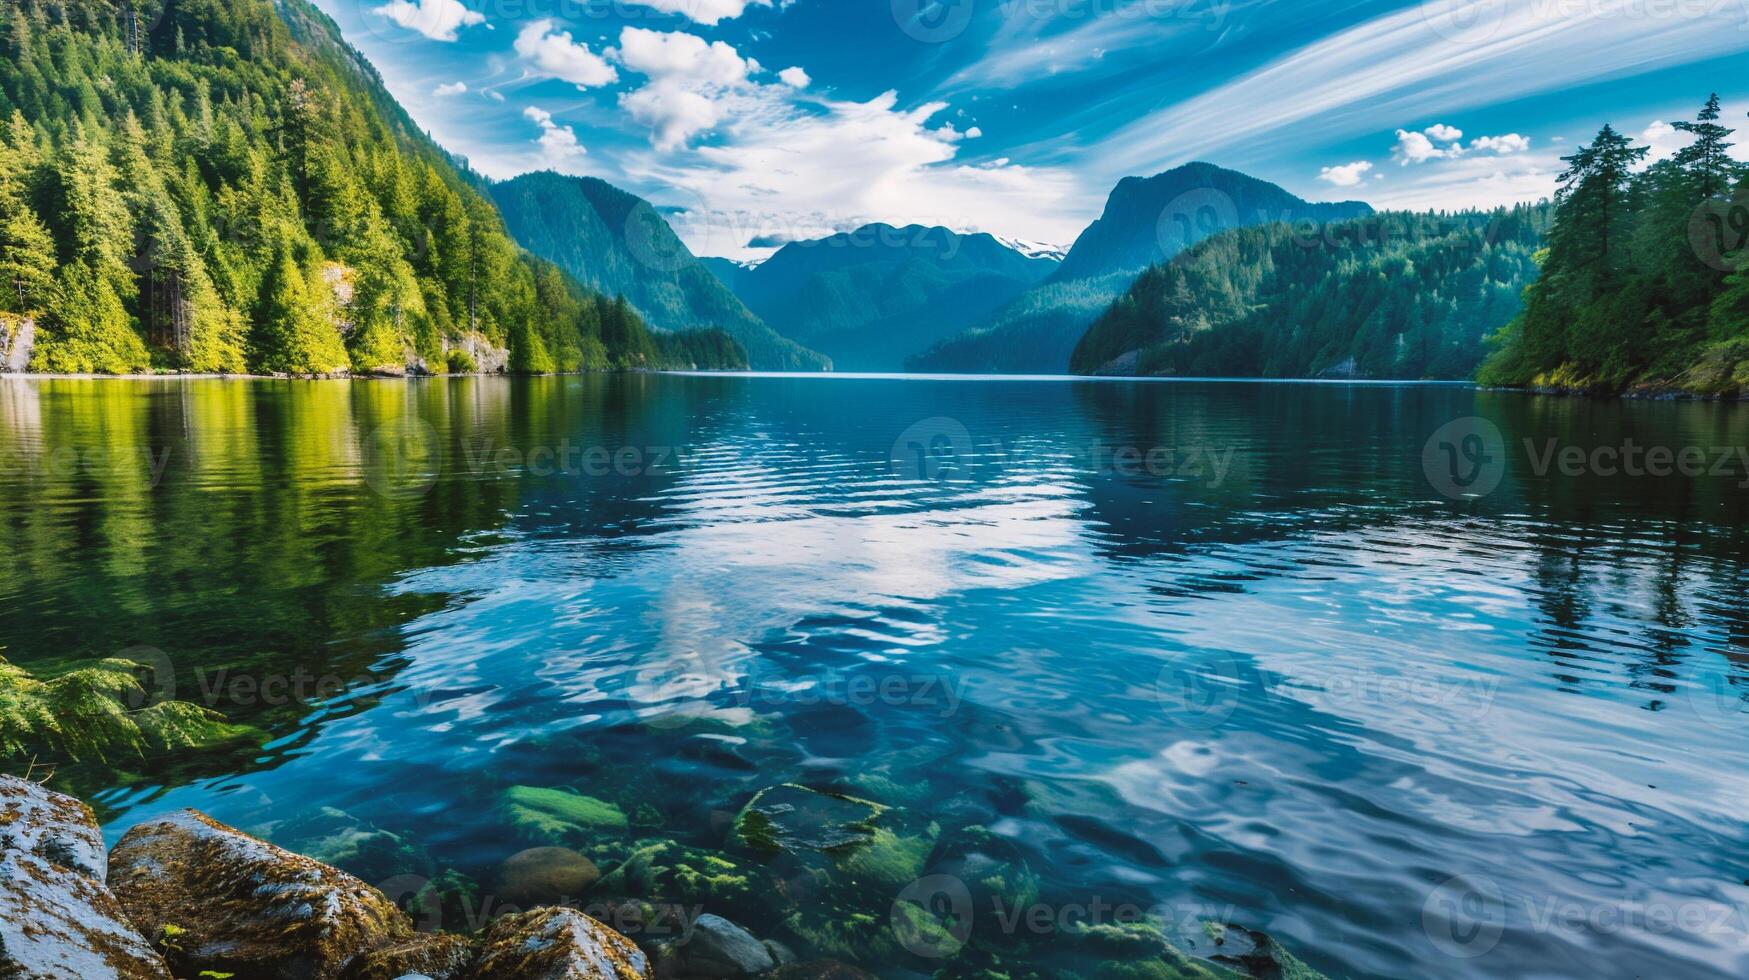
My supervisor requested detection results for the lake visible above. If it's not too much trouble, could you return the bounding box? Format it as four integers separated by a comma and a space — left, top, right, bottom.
2, 374, 1747, 979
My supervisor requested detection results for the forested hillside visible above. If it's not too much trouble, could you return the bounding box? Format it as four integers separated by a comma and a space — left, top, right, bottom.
908, 162, 1374, 374
1479, 95, 1749, 395
0, 0, 741, 375
1072, 208, 1547, 379
721, 223, 1056, 372
488, 171, 824, 371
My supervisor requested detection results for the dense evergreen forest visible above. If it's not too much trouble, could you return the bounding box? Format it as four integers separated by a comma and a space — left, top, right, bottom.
1479, 95, 1749, 394
1070, 207, 1548, 379
0, 0, 744, 375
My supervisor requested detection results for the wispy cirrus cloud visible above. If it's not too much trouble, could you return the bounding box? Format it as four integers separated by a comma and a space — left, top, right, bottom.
1089, 0, 1749, 181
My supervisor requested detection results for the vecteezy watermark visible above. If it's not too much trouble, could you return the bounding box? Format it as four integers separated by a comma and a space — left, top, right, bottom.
1425, 418, 1749, 499
889, 416, 1243, 488
891, 417, 977, 482
890, 875, 1241, 960
1422, 875, 1508, 959
737, 668, 969, 718
1423, 417, 1507, 500
1154, 651, 1248, 730
377, 871, 706, 939
1422, 873, 1749, 962
1521, 437, 1749, 486
1690, 197, 1749, 272
1293, 668, 1499, 723
1157, 187, 1241, 255
362, 417, 442, 499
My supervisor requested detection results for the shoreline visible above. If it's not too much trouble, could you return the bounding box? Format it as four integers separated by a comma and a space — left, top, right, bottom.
5, 371, 1746, 401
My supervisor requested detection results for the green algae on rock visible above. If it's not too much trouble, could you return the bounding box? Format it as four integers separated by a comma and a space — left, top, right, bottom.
732, 784, 887, 856
593, 839, 765, 910
500, 785, 630, 844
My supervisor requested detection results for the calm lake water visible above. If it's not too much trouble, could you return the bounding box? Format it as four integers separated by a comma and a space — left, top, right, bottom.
3, 374, 1749, 978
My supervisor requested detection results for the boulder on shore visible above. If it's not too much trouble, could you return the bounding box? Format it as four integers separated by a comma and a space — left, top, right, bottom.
470, 907, 652, 980
107, 808, 415, 980
0, 776, 171, 979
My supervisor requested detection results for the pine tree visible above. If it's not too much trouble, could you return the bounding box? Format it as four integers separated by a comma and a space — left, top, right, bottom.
0, 205, 56, 312
1673, 93, 1735, 200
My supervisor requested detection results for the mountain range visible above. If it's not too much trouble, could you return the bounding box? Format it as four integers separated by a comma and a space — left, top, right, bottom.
488, 172, 829, 371
907, 162, 1374, 374
704, 224, 1058, 372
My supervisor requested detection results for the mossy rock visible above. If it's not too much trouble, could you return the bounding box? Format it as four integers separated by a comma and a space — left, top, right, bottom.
593, 839, 766, 910
1207, 928, 1329, 980
499, 785, 628, 845
732, 784, 887, 856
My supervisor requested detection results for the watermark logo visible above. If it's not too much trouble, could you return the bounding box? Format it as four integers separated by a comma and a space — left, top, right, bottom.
362, 416, 443, 500
891, 417, 975, 482
1422, 0, 1511, 43
1689, 197, 1749, 272
1157, 188, 1239, 255
892, 0, 977, 42
1422, 874, 1507, 960
1686, 667, 1749, 732
119, 645, 177, 709
1154, 651, 1246, 730
891, 874, 975, 958
1423, 417, 1506, 500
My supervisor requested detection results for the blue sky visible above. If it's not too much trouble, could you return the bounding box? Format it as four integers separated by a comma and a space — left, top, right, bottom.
317, 0, 1749, 258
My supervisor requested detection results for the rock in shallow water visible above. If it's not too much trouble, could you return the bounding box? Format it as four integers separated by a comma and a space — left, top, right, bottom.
470, 907, 651, 980
0, 776, 170, 979
107, 808, 414, 980
654, 913, 774, 978
345, 931, 477, 980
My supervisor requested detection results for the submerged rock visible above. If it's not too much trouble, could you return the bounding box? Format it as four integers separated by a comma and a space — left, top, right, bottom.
469, 907, 651, 980
108, 809, 414, 980
494, 846, 600, 908
345, 932, 477, 980
0, 776, 170, 979
270, 806, 436, 885
731, 784, 885, 855
654, 913, 773, 978
1208, 927, 1329, 980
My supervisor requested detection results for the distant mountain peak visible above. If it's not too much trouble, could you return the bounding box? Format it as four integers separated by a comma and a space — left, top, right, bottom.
993, 237, 1070, 262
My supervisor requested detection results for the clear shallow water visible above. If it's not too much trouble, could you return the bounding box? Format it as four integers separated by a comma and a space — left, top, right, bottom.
2, 375, 1748, 978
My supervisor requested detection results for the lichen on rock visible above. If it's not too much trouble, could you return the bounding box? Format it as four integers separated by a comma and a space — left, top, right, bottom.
469, 906, 651, 980
107, 808, 415, 980
0, 775, 171, 979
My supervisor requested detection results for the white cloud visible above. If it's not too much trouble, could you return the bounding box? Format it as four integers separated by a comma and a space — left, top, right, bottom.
1394, 128, 1461, 165
616, 28, 755, 86
372, 0, 483, 42
1395, 126, 1530, 165
515, 19, 619, 89
620, 0, 773, 26
1641, 120, 1689, 163
432, 81, 468, 96
1470, 133, 1530, 155
621, 90, 1091, 260
1091, 0, 1749, 180
1318, 161, 1374, 187
778, 66, 810, 89
964, 126, 983, 139
612, 28, 761, 149
524, 106, 589, 171
1362, 150, 1561, 210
